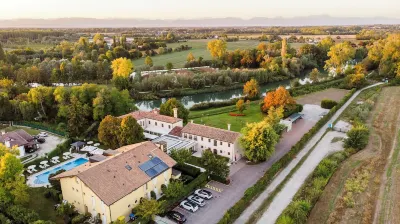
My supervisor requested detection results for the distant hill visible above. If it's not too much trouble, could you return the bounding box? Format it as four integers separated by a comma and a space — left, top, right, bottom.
1, 16, 400, 28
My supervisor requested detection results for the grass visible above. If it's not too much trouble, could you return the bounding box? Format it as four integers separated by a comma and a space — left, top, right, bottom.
1, 126, 41, 135
26, 187, 64, 224
190, 101, 264, 132
3, 43, 57, 50
132, 39, 259, 68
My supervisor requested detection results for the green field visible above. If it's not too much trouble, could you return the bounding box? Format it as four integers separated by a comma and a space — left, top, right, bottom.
190, 101, 265, 132
1, 126, 40, 135
132, 39, 260, 68
3, 43, 56, 51
27, 188, 64, 224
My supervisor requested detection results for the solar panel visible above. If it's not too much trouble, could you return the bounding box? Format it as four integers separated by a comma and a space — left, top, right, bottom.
125, 165, 132, 171
139, 157, 169, 178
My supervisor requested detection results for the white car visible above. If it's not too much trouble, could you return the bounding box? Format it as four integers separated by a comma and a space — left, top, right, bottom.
180, 200, 199, 212
194, 189, 213, 200
38, 132, 48, 137
188, 195, 206, 207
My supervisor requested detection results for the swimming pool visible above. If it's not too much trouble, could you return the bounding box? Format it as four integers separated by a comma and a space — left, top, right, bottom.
33, 158, 88, 185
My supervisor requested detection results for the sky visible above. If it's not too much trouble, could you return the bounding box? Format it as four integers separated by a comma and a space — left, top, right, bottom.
1, 0, 400, 19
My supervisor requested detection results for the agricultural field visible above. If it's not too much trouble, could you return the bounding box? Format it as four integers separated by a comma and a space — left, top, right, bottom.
295, 88, 350, 106
132, 39, 259, 68
307, 86, 400, 224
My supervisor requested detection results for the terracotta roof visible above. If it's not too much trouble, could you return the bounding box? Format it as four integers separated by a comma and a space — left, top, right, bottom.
181, 123, 240, 144
120, 110, 182, 124
53, 142, 176, 206
168, 126, 183, 137
0, 129, 34, 147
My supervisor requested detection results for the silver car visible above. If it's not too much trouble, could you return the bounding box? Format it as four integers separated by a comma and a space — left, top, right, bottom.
194, 189, 213, 200
180, 200, 199, 212
188, 194, 206, 207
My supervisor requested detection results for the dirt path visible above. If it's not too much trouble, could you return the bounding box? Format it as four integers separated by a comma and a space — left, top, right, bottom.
307, 86, 400, 224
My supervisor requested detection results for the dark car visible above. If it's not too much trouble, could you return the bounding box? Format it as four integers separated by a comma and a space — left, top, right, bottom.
37, 138, 46, 143
167, 211, 186, 223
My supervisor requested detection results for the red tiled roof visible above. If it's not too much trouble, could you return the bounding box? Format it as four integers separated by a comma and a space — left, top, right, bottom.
181, 123, 240, 143
120, 110, 182, 124
168, 126, 183, 137
0, 129, 34, 147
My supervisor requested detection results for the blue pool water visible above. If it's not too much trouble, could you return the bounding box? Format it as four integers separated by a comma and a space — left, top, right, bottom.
34, 158, 88, 185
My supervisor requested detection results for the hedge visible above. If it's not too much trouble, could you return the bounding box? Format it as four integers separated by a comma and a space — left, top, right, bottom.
190, 99, 240, 111
217, 88, 356, 224
321, 99, 338, 109
174, 163, 201, 178
13, 121, 67, 137
283, 104, 303, 118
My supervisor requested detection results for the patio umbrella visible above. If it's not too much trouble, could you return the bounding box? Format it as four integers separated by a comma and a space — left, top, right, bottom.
87, 141, 94, 145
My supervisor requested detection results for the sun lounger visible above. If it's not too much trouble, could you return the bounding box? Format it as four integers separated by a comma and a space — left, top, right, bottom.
63, 156, 70, 160
27, 169, 33, 174
31, 168, 38, 172
50, 160, 57, 164
39, 164, 46, 169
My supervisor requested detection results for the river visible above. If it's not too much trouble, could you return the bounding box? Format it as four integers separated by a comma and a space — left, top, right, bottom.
135, 75, 315, 110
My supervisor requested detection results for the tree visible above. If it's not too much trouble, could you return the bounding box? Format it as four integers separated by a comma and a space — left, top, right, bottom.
134, 198, 163, 221
0, 144, 29, 206
163, 180, 184, 199
207, 40, 227, 59
281, 38, 288, 58
262, 86, 296, 112
201, 150, 229, 179
170, 148, 192, 165
309, 68, 320, 83
236, 99, 246, 114
187, 52, 195, 62
344, 125, 369, 150
67, 96, 91, 137
166, 62, 173, 71
111, 58, 133, 78
145, 56, 153, 67
160, 98, 189, 123
48, 169, 66, 191
93, 33, 104, 44
0, 43, 6, 61
243, 79, 260, 99
118, 116, 144, 146
240, 120, 279, 162
344, 73, 367, 89
324, 42, 356, 74
98, 115, 122, 149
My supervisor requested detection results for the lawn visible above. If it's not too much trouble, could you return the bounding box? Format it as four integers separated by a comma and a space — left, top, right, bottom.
190, 101, 265, 132
27, 187, 64, 224
1, 126, 41, 135
132, 39, 259, 68
295, 88, 350, 106
3, 43, 57, 50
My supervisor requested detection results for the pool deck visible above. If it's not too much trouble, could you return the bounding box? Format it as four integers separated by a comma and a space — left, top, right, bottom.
26, 153, 87, 188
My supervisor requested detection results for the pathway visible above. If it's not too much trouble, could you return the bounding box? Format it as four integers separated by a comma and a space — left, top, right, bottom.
235, 82, 383, 224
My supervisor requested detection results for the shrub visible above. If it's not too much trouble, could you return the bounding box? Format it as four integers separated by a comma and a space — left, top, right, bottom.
150, 191, 156, 200
173, 163, 200, 177
321, 99, 338, 109
344, 125, 370, 150
283, 104, 303, 118
286, 200, 311, 223
71, 214, 89, 224
190, 99, 239, 111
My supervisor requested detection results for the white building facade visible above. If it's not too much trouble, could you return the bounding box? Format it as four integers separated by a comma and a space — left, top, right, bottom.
120, 108, 183, 140
181, 123, 243, 162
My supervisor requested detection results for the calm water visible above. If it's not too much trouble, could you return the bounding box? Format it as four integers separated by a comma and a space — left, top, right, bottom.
34, 158, 88, 185
136, 75, 314, 111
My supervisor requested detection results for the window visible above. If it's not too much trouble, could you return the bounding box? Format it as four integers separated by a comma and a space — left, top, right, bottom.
201, 146, 203, 148
220, 141, 222, 145
189, 135, 192, 140
209, 139, 211, 143
155, 122, 157, 126
162, 124, 164, 127
228, 143, 231, 147
128, 204, 131, 208
72, 187, 74, 190
135, 200, 138, 203
201, 137, 203, 141
148, 121, 150, 124
184, 134, 187, 138
228, 152, 231, 155
220, 150, 222, 153
214, 140, 217, 146
194, 136, 197, 141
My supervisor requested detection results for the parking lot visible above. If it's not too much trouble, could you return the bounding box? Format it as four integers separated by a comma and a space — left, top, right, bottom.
171, 182, 224, 223
35, 134, 65, 157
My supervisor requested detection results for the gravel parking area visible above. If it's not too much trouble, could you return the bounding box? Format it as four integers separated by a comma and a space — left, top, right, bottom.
302, 104, 330, 122
36, 134, 65, 157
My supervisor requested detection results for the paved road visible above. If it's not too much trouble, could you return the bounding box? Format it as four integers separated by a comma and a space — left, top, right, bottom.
235, 82, 383, 224
257, 131, 346, 224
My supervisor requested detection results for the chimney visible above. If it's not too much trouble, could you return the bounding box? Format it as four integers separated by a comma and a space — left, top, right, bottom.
191, 120, 194, 124
4, 138, 11, 148
173, 108, 178, 118
228, 124, 231, 131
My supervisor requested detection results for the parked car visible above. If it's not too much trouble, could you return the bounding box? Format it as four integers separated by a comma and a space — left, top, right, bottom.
166, 211, 186, 223
179, 200, 198, 213
188, 195, 206, 207
194, 189, 213, 200
37, 138, 46, 143
38, 132, 48, 137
